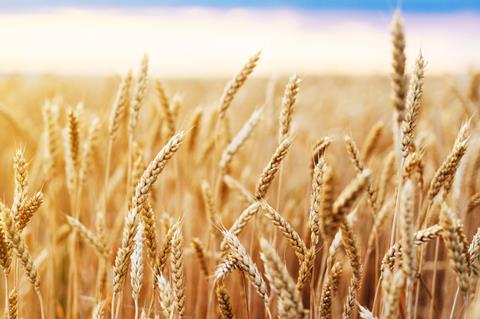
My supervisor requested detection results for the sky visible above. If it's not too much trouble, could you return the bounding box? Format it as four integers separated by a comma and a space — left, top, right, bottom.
0, 1, 478, 77
1, 0, 479, 12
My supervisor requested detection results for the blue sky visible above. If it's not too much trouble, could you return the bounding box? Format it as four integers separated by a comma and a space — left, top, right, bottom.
1, 0, 479, 12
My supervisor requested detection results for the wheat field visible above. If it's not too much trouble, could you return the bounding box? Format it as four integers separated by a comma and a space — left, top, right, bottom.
0, 11, 480, 319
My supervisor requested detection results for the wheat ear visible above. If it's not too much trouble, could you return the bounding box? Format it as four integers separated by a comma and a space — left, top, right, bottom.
361, 120, 384, 162
156, 79, 175, 138
440, 203, 471, 292
216, 280, 235, 319
220, 107, 263, 175
319, 262, 343, 319
219, 51, 261, 119
42, 101, 61, 173
66, 216, 111, 260
109, 70, 133, 140
170, 225, 186, 319
382, 224, 443, 272
390, 9, 407, 124
132, 132, 185, 211
401, 51, 426, 158
260, 201, 308, 261
129, 54, 149, 134
382, 270, 405, 319
113, 208, 138, 295
260, 238, 305, 319
156, 274, 175, 319
340, 220, 362, 319
130, 222, 144, 307
222, 230, 270, 308
17, 191, 43, 231
427, 122, 469, 204
191, 238, 209, 276
279, 75, 301, 140
8, 288, 17, 319
255, 135, 293, 200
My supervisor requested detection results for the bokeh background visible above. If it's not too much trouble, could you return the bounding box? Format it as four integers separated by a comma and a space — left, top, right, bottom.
0, 0, 478, 77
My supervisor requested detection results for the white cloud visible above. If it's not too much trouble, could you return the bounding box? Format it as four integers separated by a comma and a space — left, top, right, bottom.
0, 7, 478, 76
